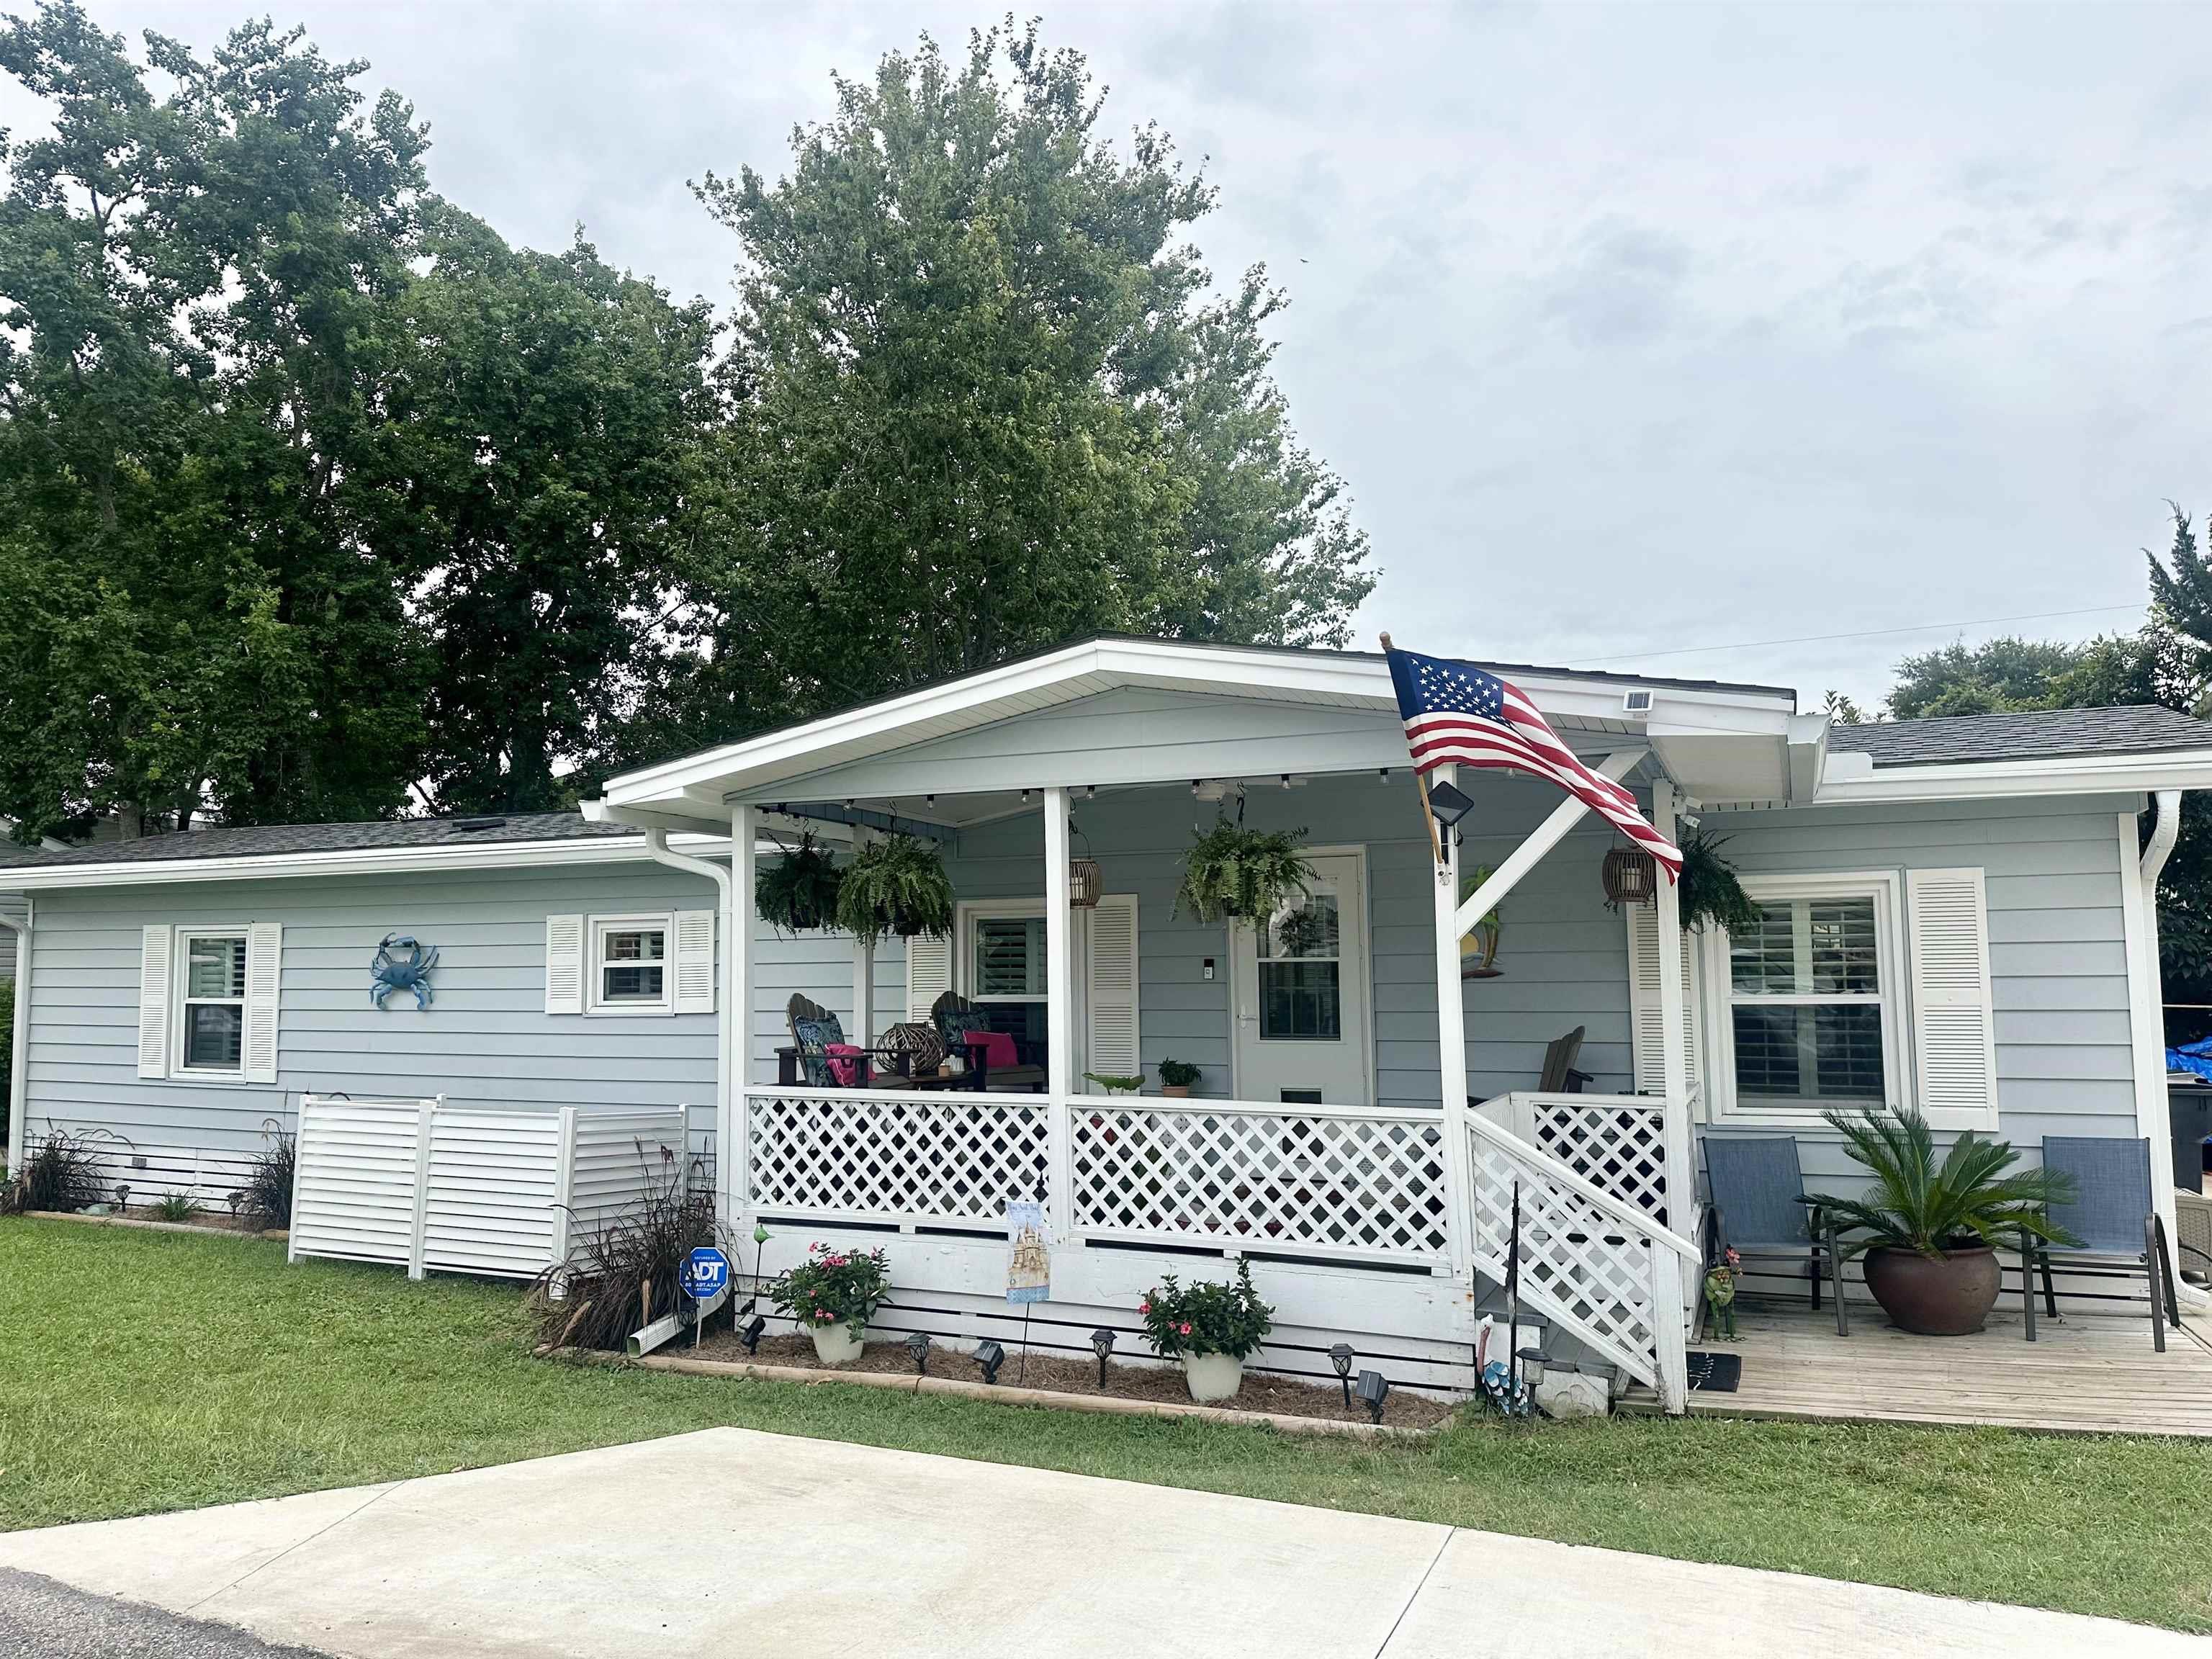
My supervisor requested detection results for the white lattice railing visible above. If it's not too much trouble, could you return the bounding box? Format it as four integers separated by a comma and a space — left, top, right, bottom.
1465, 1110, 1699, 1411
1071, 1100, 1449, 1267
1477, 1091, 1692, 1231
744, 1088, 1051, 1231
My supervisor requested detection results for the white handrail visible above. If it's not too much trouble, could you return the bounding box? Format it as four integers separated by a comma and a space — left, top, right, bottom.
1465, 1111, 1700, 1262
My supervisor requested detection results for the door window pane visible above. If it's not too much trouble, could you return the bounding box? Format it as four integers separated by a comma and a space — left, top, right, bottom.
1266, 895, 1339, 960
974, 917, 1046, 997
1261, 960, 1342, 1040
1731, 1004, 1885, 1104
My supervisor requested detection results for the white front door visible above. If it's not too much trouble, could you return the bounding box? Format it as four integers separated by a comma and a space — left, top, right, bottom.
1232, 850, 1372, 1105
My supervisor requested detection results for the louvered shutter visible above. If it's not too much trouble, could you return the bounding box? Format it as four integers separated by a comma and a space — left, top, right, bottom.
1085, 894, 1140, 1089
138, 924, 173, 1078
243, 922, 282, 1084
673, 909, 716, 1014
1627, 902, 1701, 1094
1907, 867, 1997, 1127
907, 930, 953, 1020
545, 914, 585, 1014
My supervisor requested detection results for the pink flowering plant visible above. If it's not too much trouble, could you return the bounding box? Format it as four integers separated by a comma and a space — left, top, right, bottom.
1137, 1260, 1273, 1360
769, 1242, 892, 1339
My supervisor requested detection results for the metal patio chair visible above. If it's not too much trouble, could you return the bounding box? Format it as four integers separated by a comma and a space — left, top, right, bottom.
2024, 1136, 2181, 1351
1703, 1135, 1848, 1336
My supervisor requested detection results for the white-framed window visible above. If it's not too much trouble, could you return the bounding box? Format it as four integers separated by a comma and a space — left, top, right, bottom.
1705, 871, 1910, 1124
589, 914, 671, 1015
968, 902, 1048, 1003
176, 928, 250, 1074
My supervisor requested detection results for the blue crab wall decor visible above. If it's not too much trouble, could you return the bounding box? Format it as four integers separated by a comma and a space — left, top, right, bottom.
370, 934, 440, 1010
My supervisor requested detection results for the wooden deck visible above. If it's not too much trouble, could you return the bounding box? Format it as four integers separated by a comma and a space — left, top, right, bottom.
1624, 1300, 2212, 1436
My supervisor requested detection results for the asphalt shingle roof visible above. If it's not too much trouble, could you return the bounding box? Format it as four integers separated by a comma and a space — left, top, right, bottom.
1827, 705, 2212, 767
0, 811, 626, 871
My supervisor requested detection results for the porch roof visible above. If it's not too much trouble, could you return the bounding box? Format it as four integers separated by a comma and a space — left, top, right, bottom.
590, 635, 1818, 835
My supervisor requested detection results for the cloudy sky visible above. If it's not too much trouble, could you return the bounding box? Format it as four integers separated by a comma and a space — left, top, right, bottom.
16, 2, 2211, 708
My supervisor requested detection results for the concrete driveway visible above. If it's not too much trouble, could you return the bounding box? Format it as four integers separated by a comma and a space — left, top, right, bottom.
0, 1427, 2200, 1658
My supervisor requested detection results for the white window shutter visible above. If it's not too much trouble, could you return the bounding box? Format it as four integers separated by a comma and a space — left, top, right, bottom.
1626, 902, 1701, 1094
545, 914, 585, 1015
673, 909, 716, 1014
138, 924, 173, 1079
1907, 867, 1997, 1125
907, 930, 952, 1020
243, 922, 283, 1084
1085, 894, 1140, 1089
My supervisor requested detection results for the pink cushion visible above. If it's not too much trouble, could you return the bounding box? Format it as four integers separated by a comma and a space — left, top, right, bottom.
822, 1042, 863, 1087
961, 1030, 1019, 1070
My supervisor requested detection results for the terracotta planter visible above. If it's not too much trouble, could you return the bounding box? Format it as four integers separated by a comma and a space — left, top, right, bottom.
1161, 1084, 1192, 1098
1863, 1244, 2002, 1336
809, 1323, 864, 1364
1183, 1352, 1244, 1402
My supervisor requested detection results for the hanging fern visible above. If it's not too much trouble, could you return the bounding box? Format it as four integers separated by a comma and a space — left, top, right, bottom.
1676, 830, 1764, 935
835, 834, 955, 945
1174, 820, 1316, 924
754, 832, 845, 934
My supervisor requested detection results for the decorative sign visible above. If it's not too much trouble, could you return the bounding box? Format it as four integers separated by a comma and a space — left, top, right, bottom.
369, 933, 441, 1010
1005, 1200, 1051, 1305
683, 1246, 731, 1302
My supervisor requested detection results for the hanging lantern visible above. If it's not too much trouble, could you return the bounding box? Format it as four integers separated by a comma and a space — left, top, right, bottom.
1601, 844, 1657, 909
1069, 857, 1103, 909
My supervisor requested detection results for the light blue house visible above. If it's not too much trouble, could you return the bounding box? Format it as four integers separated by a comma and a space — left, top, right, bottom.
6, 637, 2208, 1408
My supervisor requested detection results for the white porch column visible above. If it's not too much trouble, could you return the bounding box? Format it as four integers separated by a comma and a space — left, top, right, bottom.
1043, 786, 1075, 1231
1429, 764, 1476, 1277
1650, 779, 1697, 1235
849, 827, 875, 1050
727, 804, 755, 1233
1, 901, 29, 1181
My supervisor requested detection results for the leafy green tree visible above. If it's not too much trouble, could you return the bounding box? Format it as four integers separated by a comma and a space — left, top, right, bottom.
1887, 637, 2100, 719
649, 22, 1373, 752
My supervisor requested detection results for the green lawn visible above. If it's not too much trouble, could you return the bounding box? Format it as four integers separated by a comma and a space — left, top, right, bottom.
6, 1217, 2211, 1633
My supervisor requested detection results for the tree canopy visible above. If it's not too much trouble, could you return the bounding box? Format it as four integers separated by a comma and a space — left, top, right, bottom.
0, 7, 1375, 835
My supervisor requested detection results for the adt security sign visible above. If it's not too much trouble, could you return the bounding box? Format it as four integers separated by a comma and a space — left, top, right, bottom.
684, 1247, 730, 1300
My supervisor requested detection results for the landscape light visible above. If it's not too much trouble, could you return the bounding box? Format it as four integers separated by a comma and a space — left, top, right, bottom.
1328, 1343, 1356, 1408
974, 1339, 1007, 1385
1089, 1328, 1117, 1386
904, 1331, 932, 1375
738, 1315, 767, 1356
1356, 1369, 1390, 1425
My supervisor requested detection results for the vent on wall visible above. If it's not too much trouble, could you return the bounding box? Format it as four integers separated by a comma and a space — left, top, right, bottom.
1622, 689, 1654, 716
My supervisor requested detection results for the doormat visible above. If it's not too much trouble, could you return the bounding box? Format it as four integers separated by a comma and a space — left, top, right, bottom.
1684, 1350, 1743, 1393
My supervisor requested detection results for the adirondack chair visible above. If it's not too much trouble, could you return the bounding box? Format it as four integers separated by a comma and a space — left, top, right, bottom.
2024, 1137, 2182, 1350
1703, 1135, 1848, 1336
929, 991, 1048, 1092
776, 994, 911, 1088
1538, 1026, 1593, 1094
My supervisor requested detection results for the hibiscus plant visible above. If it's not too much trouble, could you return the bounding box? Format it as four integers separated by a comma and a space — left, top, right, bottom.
770, 1241, 893, 1339
1138, 1260, 1273, 1359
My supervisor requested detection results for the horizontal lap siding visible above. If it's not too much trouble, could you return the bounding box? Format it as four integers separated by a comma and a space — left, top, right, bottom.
1700, 793, 2144, 1181
21, 864, 729, 1169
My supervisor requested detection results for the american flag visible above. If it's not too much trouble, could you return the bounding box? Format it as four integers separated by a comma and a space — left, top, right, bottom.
1385, 645, 1682, 881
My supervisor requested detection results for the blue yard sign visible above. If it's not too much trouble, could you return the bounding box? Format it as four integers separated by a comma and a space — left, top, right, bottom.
683, 1247, 730, 1302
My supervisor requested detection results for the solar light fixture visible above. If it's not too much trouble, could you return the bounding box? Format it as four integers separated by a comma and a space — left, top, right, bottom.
1424, 778, 1475, 831
1328, 1342, 1356, 1408
1089, 1328, 1117, 1385
738, 1314, 767, 1356
904, 1330, 933, 1375
1355, 1369, 1390, 1424
974, 1339, 1007, 1385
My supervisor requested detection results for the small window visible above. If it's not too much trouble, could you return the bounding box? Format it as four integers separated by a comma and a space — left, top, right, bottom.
973, 916, 1046, 999
179, 932, 248, 1073
591, 917, 669, 1012
1716, 877, 1902, 1119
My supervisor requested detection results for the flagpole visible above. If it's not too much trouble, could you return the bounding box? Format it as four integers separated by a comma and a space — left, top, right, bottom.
1381, 632, 1446, 869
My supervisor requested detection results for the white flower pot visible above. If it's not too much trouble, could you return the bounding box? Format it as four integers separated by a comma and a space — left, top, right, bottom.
1183, 1352, 1244, 1403
809, 1323, 863, 1364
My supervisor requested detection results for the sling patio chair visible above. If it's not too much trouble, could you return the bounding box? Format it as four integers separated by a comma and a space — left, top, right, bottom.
2023, 1136, 2182, 1351
1702, 1134, 1848, 1336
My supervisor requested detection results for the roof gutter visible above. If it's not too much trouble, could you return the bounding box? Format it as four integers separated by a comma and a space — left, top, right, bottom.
2144, 789, 2182, 887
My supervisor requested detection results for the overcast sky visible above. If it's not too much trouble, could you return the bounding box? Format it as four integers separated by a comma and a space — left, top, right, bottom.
16, 1, 2211, 709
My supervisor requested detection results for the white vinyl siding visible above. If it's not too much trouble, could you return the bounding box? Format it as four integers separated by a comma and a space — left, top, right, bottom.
1906, 866, 2000, 1130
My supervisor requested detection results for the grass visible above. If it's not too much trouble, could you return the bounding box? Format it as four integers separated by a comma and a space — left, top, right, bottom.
5, 1218, 2211, 1633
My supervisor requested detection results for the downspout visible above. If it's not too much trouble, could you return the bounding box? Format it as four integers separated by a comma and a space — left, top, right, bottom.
1, 899, 30, 1179
639, 830, 734, 1215
2136, 792, 2199, 1306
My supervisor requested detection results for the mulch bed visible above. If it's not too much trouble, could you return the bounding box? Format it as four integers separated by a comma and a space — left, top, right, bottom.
55, 1205, 281, 1236
683, 1328, 1460, 1430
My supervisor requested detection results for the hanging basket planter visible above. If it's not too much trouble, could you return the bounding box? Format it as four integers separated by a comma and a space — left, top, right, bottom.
1601, 844, 1658, 910
834, 834, 956, 945
755, 832, 845, 934
1172, 820, 1316, 924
